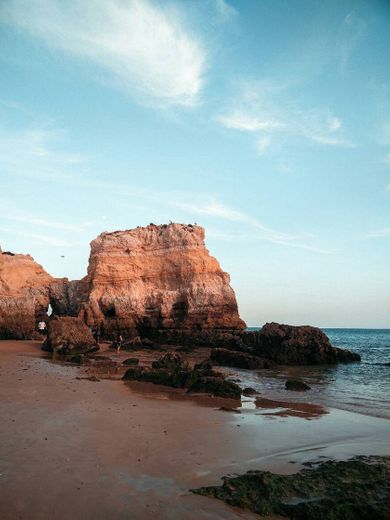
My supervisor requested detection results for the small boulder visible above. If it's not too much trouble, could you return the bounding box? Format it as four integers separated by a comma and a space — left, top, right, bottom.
285, 380, 311, 391
42, 317, 97, 357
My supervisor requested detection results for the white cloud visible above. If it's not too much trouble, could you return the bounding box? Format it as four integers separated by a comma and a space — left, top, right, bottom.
1, 0, 206, 107
218, 112, 283, 132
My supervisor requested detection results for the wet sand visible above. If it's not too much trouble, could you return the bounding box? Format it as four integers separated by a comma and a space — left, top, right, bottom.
1, 340, 389, 519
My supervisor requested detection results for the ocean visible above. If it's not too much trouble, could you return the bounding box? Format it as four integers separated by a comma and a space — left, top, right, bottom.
233, 328, 390, 419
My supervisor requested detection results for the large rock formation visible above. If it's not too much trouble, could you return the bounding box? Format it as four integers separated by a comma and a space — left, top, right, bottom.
0, 224, 361, 366
0, 224, 245, 339
72, 223, 245, 337
0, 248, 55, 339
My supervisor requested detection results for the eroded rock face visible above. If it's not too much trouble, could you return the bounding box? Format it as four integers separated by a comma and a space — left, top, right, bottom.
0, 249, 55, 339
76, 223, 245, 336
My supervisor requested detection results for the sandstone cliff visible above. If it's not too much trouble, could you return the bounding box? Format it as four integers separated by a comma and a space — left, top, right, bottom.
0, 224, 245, 339
0, 248, 54, 338
75, 223, 245, 335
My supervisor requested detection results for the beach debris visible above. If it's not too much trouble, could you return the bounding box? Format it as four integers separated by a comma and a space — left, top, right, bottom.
192, 455, 390, 519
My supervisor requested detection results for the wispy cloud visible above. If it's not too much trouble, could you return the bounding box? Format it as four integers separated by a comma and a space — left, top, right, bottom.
367, 228, 390, 238
0, 212, 93, 232
218, 82, 353, 154
0, 125, 87, 182
1, 0, 206, 107
173, 199, 331, 253
218, 112, 284, 132
214, 0, 238, 22
0, 226, 73, 247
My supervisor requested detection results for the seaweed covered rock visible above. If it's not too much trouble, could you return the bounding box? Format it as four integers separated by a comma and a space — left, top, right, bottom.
210, 348, 274, 369
192, 456, 390, 519
151, 351, 187, 370
187, 375, 241, 399
122, 352, 241, 399
42, 317, 97, 357
110, 336, 161, 351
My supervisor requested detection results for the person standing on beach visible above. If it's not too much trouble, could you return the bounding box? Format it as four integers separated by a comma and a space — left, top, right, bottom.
117, 334, 123, 353
92, 323, 101, 346
37, 321, 47, 335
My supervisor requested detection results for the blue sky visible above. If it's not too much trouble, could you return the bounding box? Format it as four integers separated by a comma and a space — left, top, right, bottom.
0, 0, 389, 327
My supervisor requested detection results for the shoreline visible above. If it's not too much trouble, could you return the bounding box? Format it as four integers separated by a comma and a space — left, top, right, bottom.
0, 340, 389, 519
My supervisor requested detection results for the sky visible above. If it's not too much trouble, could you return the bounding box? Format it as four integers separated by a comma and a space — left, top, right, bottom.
0, 0, 389, 328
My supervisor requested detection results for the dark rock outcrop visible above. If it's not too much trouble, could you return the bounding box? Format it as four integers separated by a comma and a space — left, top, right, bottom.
42, 317, 98, 357
122, 358, 140, 366
285, 380, 311, 391
122, 352, 241, 399
210, 348, 274, 369
249, 322, 360, 365
139, 325, 360, 366
192, 456, 390, 519
335, 347, 361, 363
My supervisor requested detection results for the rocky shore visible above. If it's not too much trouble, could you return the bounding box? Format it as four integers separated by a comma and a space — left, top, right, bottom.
1, 222, 373, 519
0, 223, 360, 367
0, 339, 388, 520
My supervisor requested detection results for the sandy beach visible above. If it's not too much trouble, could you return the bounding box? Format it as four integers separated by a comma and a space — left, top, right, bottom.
0, 340, 389, 520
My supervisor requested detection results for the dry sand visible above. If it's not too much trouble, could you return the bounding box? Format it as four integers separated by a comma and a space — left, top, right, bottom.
0, 340, 389, 520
